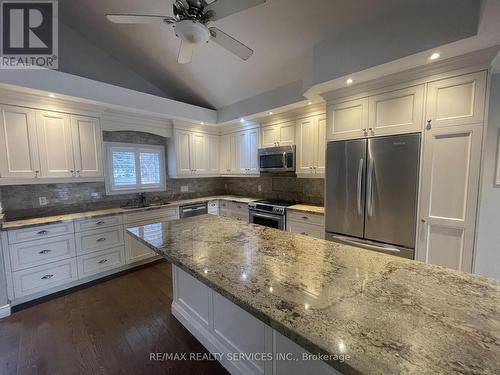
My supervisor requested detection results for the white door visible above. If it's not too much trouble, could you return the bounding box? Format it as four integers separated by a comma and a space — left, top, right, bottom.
0, 105, 40, 178
247, 129, 260, 174
71, 115, 103, 178
237, 131, 249, 173
417, 123, 483, 272
315, 116, 326, 176
296, 116, 317, 175
277, 120, 296, 146
36, 111, 75, 178
368, 85, 424, 136
206, 134, 219, 174
191, 133, 207, 175
175, 130, 192, 175
426, 71, 487, 129
327, 98, 369, 141
261, 125, 278, 148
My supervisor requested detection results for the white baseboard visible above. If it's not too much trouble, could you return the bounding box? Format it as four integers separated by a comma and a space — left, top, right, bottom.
0, 304, 11, 319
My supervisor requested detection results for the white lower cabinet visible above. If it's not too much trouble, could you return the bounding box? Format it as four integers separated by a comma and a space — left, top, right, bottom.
12, 258, 78, 299
77, 246, 125, 278
172, 265, 340, 375
75, 225, 124, 255
287, 212, 325, 239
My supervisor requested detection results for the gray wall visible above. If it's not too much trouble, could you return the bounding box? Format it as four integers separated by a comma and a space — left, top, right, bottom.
475, 74, 500, 280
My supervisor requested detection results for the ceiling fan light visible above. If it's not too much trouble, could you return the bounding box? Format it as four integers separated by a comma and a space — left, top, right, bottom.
174, 20, 210, 44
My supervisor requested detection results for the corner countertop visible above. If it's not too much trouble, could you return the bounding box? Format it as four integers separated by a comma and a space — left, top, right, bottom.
0, 195, 257, 230
288, 204, 324, 215
127, 215, 500, 375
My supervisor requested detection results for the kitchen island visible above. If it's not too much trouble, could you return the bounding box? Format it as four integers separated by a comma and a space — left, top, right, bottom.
127, 215, 500, 375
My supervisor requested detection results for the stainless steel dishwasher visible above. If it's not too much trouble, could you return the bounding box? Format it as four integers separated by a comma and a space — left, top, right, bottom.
180, 202, 208, 218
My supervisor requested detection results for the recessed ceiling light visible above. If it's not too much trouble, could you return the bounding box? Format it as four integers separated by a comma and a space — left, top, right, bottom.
48, 93, 56, 98
346, 78, 353, 85
200, 121, 205, 125
268, 111, 273, 115
307, 101, 312, 105
429, 52, 440, 61
240, 118, 245, 123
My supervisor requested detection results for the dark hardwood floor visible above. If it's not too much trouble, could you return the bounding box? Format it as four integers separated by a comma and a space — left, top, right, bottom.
0, 261, 229, 375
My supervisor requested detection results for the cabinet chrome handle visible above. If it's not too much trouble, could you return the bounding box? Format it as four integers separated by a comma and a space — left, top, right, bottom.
38, 249, 51, 254
37, 230, 49, 235
98, 259, 108, 264
362, 128, 367, 132
96, 221, 106, 225
426, 120, 432, 130
41, 274, 54, 280
301, 232, 309, 236
421, 219, 426, 223
302, 216, 309, 220
97, 237, 106, 242
35, 170, 39, 177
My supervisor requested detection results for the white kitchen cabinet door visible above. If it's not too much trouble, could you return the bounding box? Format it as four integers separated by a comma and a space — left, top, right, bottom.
36, 111, 75, 178
261, 121, 295, 148
316, 116, 326, 176
71, 115, 103, 178
190, 133, 207, 175
368, 85, 424, 136
229, 133, 240, 174
0, 105, 40, 178
327, 98, 369, 141
206, 135, 219, 174
296, 116, 317, 175
417, 124, 483, 272
175, 130, 193, 176
247, 128, 260, 174
426, 71, 487, 129
219, 134, 231, 174
237, 130, 249, 173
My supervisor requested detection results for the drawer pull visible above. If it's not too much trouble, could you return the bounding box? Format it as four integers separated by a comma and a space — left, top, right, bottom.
98, 259, 108, 264
96, 221, 106, 225
302, 216, 309, 220
96, 237, 106, 242
41, 274, 54, 280
37, 230, 49, 235
301, 232, 309, 236
38, 249, 52, 255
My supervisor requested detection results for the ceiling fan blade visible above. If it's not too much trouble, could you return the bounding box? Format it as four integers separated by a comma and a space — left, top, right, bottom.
209, 27, 253, 61
106, 14, 176, 24
178, 39, 194, 64
204, 0, 266, 21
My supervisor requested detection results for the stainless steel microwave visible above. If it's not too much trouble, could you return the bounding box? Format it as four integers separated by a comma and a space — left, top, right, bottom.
258, 145, 296, 172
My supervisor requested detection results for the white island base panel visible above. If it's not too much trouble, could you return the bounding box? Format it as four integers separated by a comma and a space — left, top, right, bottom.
171, 265, 342, 375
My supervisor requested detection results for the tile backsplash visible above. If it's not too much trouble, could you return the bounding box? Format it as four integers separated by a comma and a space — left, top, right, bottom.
0, 131, 324, 220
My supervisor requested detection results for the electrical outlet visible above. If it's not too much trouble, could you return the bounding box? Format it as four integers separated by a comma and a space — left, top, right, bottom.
224, 184, 228, 189
181, 185, 189, 193
39, 197, 48, 206
91, 192, 101, 199
258, 184, 262, 192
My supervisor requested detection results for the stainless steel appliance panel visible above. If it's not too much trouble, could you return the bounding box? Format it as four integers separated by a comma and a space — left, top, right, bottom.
249, 210, 285, 230
258, 145, 296, 172
364, 134, 420, 248
180, 203, 208, 218
325, 139, 367, 238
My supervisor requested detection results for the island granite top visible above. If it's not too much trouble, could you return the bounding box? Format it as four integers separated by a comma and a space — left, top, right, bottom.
127, 215, 500, 375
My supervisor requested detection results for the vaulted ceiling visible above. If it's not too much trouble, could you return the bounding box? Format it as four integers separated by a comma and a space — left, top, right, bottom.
59, 0, 486, 113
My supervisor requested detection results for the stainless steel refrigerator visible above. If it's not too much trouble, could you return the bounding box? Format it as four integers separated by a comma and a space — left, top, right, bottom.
325, 133, 420, 259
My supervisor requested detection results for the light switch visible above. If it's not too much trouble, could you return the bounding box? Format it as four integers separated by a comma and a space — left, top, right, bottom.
39, 197, 48, 206
181, 185, 189, 193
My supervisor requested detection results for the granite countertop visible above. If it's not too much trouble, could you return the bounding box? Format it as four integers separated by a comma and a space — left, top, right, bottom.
127, 215, 500, 375
0, 195, 258, 230
288, 204, 325, 215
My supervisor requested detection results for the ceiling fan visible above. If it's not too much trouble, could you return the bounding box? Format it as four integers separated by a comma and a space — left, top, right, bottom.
106, 0, 267, 64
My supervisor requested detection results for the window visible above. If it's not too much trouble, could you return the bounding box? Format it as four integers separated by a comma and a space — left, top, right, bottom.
104, 142, 166, 195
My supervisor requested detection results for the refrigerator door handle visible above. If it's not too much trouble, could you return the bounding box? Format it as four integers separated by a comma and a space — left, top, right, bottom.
367, 158, 375, 218
357, 158, 364, 215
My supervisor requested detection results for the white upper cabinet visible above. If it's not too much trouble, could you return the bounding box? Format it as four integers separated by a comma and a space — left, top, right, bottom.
327, 98, 369, 141
368, 85, 424, 136
417, 124, 483, 272
236, 128, 259, 174
0, 105, 40, 178
261, 120, 295, 147
191, 132, 208, 175
206, 135, 220, 174
426, 71, 487, 129
71, 115, 103, 178
36, 111, 75, 178
219, 134, 231, 175
174, 130, 192, 176
296, 114, 326, 177
247, 128, 260, 173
